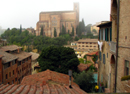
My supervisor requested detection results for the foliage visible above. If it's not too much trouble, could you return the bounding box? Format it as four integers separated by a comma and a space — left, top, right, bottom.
89, 64, 97, 72
54, 28, 57, 37
1, 28, 70, 53
92, 29, 97, 34
79, 58, 92, 64
85, 24, 92, 33
40, 26, 43, 36
92, 54, 98, 63
74, 36, 79, 41
73, 71, 95, 92
59, 24, 66, 35
121, 75, 130, 81
38, 46, 80, 74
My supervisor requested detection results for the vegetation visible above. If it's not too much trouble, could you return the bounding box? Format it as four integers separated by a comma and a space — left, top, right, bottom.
71, 26, 74, 36
40, 26, 43, 36
38, 46, 80, 74
73, 71, 95, 92
121, 75, 130, 81
1, 28, 70, 53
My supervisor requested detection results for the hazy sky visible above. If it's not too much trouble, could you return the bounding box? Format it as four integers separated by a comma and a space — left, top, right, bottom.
0, 0, 111, 29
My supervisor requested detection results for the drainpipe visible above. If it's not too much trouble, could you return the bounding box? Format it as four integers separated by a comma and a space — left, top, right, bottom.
115, 0, 120, 93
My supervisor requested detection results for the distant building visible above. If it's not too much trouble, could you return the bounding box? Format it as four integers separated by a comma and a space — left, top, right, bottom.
77, 39, 98, 51
27, 28, 35, 35
0, 45, 32, 84
36, 3, 79, 37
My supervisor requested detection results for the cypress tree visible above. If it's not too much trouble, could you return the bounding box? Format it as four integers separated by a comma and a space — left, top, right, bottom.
54, 27, 57, 37
40, 26, 43, 36
20, 25, 22, 34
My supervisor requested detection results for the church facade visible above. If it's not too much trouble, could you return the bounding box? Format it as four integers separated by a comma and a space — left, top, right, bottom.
36, 3, 79, 37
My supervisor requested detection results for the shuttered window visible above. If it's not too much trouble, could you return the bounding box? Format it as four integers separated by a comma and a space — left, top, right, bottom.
105, 28, 108, 41
99, 30, 101, 40
103, 54, 105, 64
110, 27, 112, 41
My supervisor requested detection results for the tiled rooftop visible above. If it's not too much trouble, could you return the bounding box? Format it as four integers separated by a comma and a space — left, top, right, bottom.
0, 83, 87, 94
86, 51, 98, 56
13, 52, 32, 61
77, 39, 98, 42
0, 45, 22, 51
30, 52, 39, 61
21, 69, 79, 87
0, 50, 18, 64
78, 63, 92, 72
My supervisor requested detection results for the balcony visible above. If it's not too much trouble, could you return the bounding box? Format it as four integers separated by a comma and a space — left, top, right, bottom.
110, 41, 116, 54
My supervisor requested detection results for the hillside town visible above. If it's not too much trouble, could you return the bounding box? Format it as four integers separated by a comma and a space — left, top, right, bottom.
0, 0, 130, 93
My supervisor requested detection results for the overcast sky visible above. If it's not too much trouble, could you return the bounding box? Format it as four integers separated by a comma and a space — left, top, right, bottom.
0, 0, 111, 29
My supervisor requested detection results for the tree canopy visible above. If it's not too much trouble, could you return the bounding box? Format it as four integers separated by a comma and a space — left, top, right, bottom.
38, 46, 80, 74
73, 71, 95, 92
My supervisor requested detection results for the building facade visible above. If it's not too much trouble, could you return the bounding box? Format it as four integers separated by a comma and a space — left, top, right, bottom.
77, 39, 98, 51
36, 3, 79, 37
98, 0, 130, 92
0, 45, 32, 85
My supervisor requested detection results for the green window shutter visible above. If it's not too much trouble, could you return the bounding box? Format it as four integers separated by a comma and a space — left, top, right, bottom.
110, 27, 112, 41
105, 28, 108, 41
99, 30, 100, 40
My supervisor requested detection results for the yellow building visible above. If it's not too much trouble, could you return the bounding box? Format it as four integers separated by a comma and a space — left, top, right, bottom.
36, 3, 79, 37
30, 52, 39, 74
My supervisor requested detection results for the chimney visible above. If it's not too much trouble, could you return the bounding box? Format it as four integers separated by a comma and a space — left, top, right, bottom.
68, 70, 72, 88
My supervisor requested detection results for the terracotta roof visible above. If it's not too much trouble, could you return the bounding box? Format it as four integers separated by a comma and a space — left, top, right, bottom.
0, 45, 22, 51
78, 63, 92, 72
30, 52, 39, 61
86, 51, 98, 56
0, 84, 87, 94
21, 69, 79, 87
13, 52, 31, 61
0, 54, 3, 58
0, 50, 18, 64
77, 39, 98, 42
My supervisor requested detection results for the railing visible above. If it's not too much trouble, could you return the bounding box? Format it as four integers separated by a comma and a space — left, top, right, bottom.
110, 41, 116, 53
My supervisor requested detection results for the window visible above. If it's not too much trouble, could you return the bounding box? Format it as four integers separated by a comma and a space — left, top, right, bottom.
124, 60, 129, 76
105, 28, 109, 41
110, 27, 112, 41
82, 45, 84, 47
12, 80, 14, 84
6, 74, 8, 79
15, 78, 17, 82
18, 61, 21, 66
12, 60, 16, 65
4, 62, 11, 69
13, 70, 14, 75
103, 29, 105, 41
103, 54, 105, 64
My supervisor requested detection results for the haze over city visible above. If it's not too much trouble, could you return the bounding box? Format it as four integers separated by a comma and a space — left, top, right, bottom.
0, 0, 110, 29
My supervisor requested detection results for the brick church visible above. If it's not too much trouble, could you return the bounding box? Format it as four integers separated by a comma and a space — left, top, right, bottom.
36, 3, 79, 37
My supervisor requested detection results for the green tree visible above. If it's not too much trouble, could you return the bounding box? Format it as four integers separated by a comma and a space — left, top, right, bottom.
92, 29, 97, 34
54, 28, 57, 37
40, 26, 43, 36
73, 71, 95, 93
85, 24, 92, 33
20, 25, 22, 34
74, 36, 79, 41
38, 46, 80, 74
